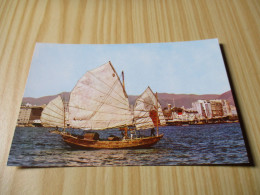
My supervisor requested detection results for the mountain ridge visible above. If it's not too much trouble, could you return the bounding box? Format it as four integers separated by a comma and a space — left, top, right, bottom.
22, 90, 235, 108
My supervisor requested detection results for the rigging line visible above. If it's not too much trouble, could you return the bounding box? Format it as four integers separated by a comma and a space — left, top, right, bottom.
41, 112, 64, 121
135, 119, 153, 124
136, 127, 155, 130
42, 120, 64, 125
41, 112, 64, 119
108, 61, 128, 98
134, 118, 164, 125
88, 70, 128, 102
71, 118, 132, 122
89, 67, 125, 99
136, 98, 163, 109
69, 106, 133, 116
136, 96, 155, 104
134, 109, 164, 113
49, 101, 64, 112
41, 119, 64, 125
71, 117, 132, 123
74, 78, 129, 108
42, 124, 64, 128
70, 120, 132, 130
133, 116, 154, 119
133, 109, 157, 113
42, 124, 63, 128
72, 120, 132, 126
138, 92, 164, 107
134, 120, 156, 125
85, 94, 128, 108
88, 76, 124, 120
135, 124, 153, 128
42, 106, 64, 118
69, 97, 131, 112
134, 112, 149, 118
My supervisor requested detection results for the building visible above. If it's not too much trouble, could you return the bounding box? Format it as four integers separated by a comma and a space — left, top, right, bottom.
230, 105, 237, 116
166, 106, 197, 122
192, 100, 212, 119
29, 107, 43, 123
210, 100, 223, 117
17, 106, 43, 125
17, 106, 32, 124
192, 99, 233, 119
222, 100, 232, 116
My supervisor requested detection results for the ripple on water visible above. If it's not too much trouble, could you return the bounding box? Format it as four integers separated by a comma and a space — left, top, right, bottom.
7, 124, 249, 167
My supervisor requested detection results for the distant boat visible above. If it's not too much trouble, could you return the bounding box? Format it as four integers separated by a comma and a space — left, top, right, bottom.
41, 61, 166, 149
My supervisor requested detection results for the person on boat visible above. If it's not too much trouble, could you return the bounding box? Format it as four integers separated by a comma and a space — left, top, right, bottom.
151, 128, 155, 136
130, 130, 134, 139
120, 130, 124, 137
120, 127, 125, 138
120, 127, 129, 140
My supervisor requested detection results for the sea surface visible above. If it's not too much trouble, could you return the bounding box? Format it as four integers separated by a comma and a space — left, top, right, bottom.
8, 123, 249, 167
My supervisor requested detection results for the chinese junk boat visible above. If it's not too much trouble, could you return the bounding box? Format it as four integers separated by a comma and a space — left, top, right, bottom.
42, 61, 166, 149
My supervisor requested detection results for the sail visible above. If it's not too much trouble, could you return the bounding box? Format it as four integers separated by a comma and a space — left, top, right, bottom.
69, 62, 133, 130
41, 96, 65, 128
134, 87, 166, 130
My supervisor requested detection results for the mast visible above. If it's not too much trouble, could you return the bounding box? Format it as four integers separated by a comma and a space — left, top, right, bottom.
156, 92, 159, 136
122, 71, 125, 91
63, 96, 66, 132
60, 93, 66, 132
122, 70, 128, 137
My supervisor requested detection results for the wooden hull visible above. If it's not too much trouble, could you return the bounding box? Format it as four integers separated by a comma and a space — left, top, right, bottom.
61, 133, 164, 149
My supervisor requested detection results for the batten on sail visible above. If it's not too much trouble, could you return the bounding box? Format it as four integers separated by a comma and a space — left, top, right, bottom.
69, 62, 133, 130
134, 87, 166, 130
41, 96, 65, 128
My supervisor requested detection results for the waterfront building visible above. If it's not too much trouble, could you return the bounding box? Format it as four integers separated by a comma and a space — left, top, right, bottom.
192, 100, 211, 119
192, 99, 233, 119
17, 106, 43, 125
210, 100, 224, 117
17, 107, 32, 124
230, 105, 237, 116
204, 101, 212, 118
29, 107, 43, 123
222, 100, 232, 116
163, 104, 173, 120
170, 107, 197, 122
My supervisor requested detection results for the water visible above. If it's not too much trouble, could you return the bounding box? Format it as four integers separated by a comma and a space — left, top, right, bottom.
7, 123, 249, 167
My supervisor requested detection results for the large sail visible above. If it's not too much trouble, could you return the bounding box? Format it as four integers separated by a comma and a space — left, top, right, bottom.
69, 62, 133, 130
41, 96, 65, 128
134, 87, 166, 130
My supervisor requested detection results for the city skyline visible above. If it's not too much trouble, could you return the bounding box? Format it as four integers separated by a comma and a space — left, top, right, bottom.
24, 39, 231, 98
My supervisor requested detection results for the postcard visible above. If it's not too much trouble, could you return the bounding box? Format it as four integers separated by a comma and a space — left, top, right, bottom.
8, 39, 250, 167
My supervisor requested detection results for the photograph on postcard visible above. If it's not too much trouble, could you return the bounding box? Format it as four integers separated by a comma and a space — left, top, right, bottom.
8, 39, 250, 167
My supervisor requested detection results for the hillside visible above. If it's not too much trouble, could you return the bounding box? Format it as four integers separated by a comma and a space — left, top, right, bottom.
157, 90, 235, 108
22, 90, 235, 109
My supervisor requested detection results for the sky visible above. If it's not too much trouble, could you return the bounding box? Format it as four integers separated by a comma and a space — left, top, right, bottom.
24, 38, 231, 98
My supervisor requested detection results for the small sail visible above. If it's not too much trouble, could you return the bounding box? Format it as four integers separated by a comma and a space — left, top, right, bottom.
41, 96, 65, 128
69, 62, 133, 130
134, 87, 166, 130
